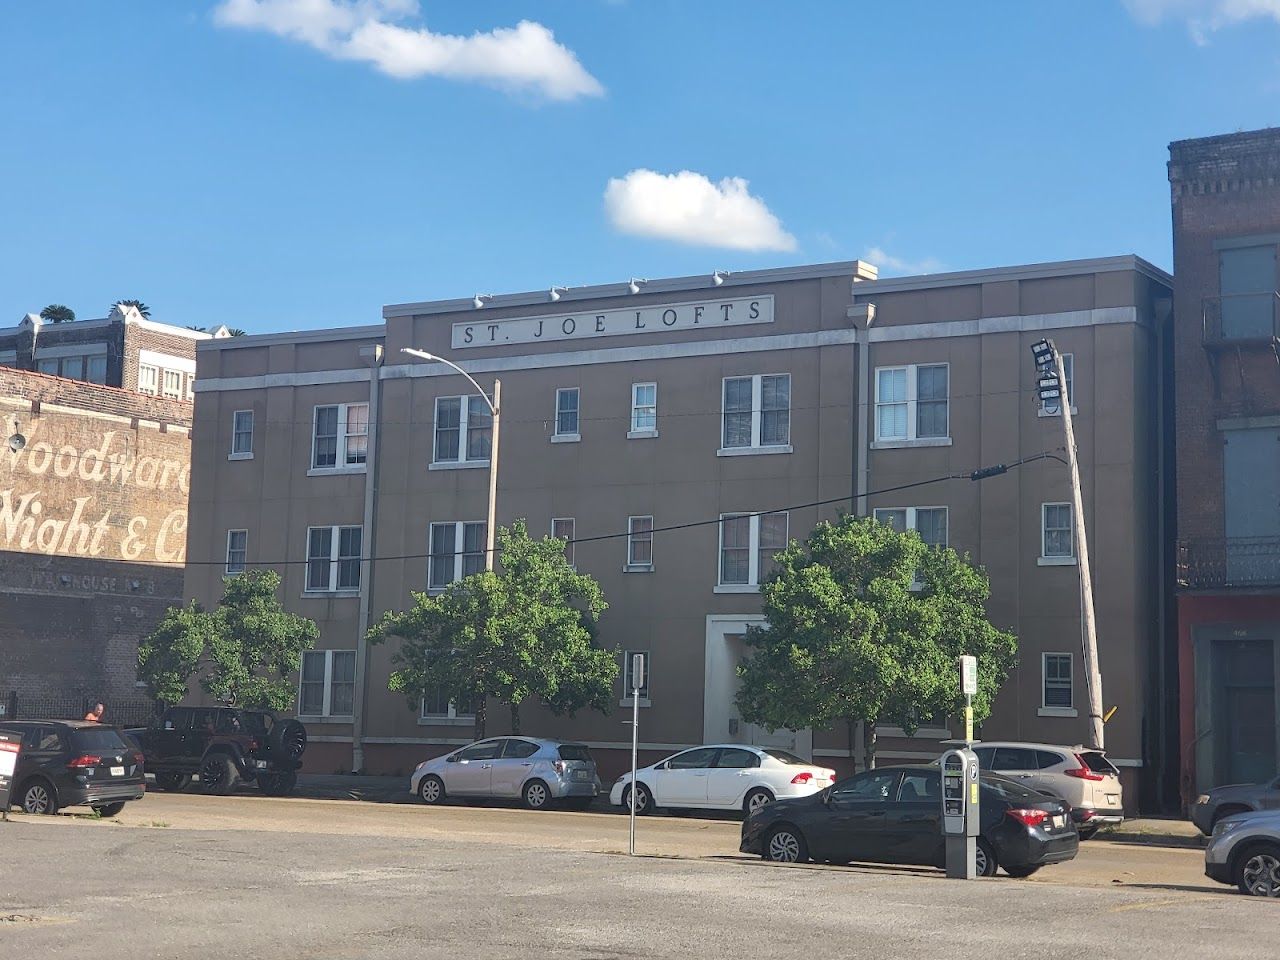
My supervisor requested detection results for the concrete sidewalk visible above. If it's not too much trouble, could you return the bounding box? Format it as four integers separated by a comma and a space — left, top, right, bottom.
1095, 817, 1204, 848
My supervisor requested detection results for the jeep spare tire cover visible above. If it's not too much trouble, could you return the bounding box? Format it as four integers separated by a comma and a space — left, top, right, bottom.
269, 718, 307, 759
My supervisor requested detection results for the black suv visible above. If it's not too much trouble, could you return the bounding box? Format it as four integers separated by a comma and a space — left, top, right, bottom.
0, 721, 146, 817
132, 706, 307, 796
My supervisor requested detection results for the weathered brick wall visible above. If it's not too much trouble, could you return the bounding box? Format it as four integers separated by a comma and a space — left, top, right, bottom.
0, 367, 191, 706
122, 323, 199, 394
1169, 128, 1280, 543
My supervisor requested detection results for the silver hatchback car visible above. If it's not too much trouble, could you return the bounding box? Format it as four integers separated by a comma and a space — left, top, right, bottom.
410, 736, 600, 810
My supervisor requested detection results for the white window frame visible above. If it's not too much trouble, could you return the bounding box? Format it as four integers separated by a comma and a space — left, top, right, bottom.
428, 521, 487, 590
621, 649, 652, 708
310, 403, 368, 474
872, 506, 949, 549
138, 364, 159, 395
304, 525, 363, 594
718, 373, 792, 456
419, 688, 476, 725
552, 517, 575, 567
430, 394, 492, 468
230, 410, 254, 459
715, 512, 789, 592
553, 387, 581, 442
1038, 353, 1076, 417
872, 363, 951, 448
161, 369, 183, 399
625, 515, 654, 572
1039, 502, 1076, 566
225, 529, 248, 575
298, 649, 356, 720
1039, 652, 1077, 717
629, 382, 658, 438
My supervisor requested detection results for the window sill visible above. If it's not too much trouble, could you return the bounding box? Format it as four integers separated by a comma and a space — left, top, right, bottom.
1037, 556, 1077, 567
878, 726, 952, 739
623, 564, 654, 574
716, 444, 793, 457
551, 433, 581, 444
620, 698, 652, 708
627, 429, 659, 440
1037, 707, 1078, 718
307, 466, 366, 477
870, 437, 952, 450
1037, 406, 1078, 419
429, 460, 490, 471
714, 583, 759, 594
417, 716, 476, 727
227, 452, 254, 461
296, 715, 355, 724
301, 590, 361, 599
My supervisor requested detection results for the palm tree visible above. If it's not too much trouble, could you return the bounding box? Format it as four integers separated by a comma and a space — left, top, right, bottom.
113, 299, 151, 319
226, 328, 247, 337
39, 304, 75, 323
185, 325, 206, 333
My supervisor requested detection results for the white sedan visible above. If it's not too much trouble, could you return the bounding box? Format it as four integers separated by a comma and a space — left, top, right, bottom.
608, 744, 836, 816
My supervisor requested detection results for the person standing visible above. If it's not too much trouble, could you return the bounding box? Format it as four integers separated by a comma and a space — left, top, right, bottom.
84, 702, 104, 722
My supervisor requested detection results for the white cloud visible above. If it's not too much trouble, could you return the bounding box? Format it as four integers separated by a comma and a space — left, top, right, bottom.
1122, 0, 1280, 40
214, 0, 604, 100
603, 170, 797, 252
862, 246, 946, 277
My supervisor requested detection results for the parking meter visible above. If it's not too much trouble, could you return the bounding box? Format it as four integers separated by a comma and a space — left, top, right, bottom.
940, 747, 980, 879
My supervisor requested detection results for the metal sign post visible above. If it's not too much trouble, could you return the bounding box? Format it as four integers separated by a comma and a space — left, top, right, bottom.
0, 730, 21, 820
628, 653, 645, 857
959, 655, 977, 745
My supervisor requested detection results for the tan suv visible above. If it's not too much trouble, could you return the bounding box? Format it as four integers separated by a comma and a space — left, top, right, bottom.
973, 742, 1123, 839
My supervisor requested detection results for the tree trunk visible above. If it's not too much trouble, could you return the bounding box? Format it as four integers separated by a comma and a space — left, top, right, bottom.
510, 701, 521, 736
862, 719, 878, 770
473, 699, 486, 740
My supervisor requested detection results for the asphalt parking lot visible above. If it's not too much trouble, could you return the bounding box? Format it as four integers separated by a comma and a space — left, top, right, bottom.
0, 793, 1271, 960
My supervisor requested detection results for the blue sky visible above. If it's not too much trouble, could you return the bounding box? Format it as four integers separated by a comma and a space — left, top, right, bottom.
1, 1, 1278, 334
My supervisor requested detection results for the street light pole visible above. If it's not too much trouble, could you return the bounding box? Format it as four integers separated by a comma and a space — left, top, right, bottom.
400, 348, 501, 570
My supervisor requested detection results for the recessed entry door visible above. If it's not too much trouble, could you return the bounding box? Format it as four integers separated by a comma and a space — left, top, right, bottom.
1216, 639, 1278, 786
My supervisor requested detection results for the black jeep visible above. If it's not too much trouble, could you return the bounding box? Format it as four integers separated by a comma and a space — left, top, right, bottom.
131, 706, 307, 796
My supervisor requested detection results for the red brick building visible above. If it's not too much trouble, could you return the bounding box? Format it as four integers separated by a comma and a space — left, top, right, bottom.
1170, 128, 1280, 806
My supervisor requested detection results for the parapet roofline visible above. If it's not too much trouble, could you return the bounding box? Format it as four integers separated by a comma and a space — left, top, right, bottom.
381, 260, 878, 319
849, 255, 1171, 295
197, 323, 386, 351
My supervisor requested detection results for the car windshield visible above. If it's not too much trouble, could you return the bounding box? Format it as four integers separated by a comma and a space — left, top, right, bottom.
557, 744, 592, 762
761, 749, 808, 765
1080, 751, 1118, 775
71, 727, 132, 753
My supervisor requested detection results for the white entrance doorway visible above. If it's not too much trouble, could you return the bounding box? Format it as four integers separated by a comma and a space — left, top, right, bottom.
703, 615, 812, 756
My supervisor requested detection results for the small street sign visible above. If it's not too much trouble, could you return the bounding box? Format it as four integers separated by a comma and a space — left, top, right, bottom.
959, 655, 978, 696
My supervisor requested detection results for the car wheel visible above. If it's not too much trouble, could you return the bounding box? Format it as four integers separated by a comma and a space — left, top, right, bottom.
257, 771, 298, 796
622, 783, 653, 816
94, 802, 127, 818
18, 780, 57, 815
523, 779, 551, 810
975, 838, 999, 878
1235, 841, 1280, 897
764, 825, 809, 864
199, 754, 238, 796
743, 788, 775, 817
153, 771, 188, 792
419, 775, 446, 805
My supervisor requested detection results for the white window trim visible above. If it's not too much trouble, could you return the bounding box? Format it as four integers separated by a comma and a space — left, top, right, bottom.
138, 364, 159, 395
229, 409, 254, 460
297, 649, 356, 721
161, 369, 183, 400
552, 517, 575, 568
303, 525, 362, 595
872, 363, 952, 448
1038, 652, 1078, 718
629, 382, 658, 439
714, 512, 788, 592
432, 395, 492, 466
138, 349, 195, 375
621, 649, 652, 708
718, 373, 792, 455
418, 695, 476, 725
310, 403, 369, 475
553, 387, 581, 442
428, 521, 486, 592
1038, 352, 1077, 417
872, 506, 949, 549
225, 529, 248, 575
624, 515, 654, 572
1039, 502, 1077, 566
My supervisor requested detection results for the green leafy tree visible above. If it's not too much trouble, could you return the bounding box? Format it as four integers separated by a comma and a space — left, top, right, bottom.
226, 327, 247, 337
735, 514, 1016, 769
39, 304, 75, 323
370, 520, 616, 739
113, 299, 150, 318
137, 569, 320, 711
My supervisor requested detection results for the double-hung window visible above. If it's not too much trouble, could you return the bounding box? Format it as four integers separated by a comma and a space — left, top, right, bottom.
311, 403, 369, 471
717, 512, 788, 589
623, 650, 651, 704
552, 517, 575, 566
1042, 653, 1074, 711
298, 650, 356, 718
874, 364, 949, 445
630, 382, 657, 437
162, 370, 183, 399
230, 410, 254, 458
1040, 353, 1075, 416
721, 374, 791, 453
225, 529, 248, 575
554, 387, 580, 440
305, 526, 363, 593
138, 364, 159, 395
432, 395, 492, 464
873, 507, 949, 549
428, 521, 487, 588
1041, 503, 1075, 563
626, 516, 654, 571
421, 683, 476, 722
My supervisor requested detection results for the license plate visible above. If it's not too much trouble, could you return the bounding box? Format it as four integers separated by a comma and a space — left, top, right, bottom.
1106, 794, 1119, 805
256, 760, 268, 769
1052, 815, 1065, 829
572, 770, 590, 781
110, 766, 125, 777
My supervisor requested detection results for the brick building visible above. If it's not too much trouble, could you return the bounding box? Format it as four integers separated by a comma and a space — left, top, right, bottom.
1170, 127, 1280, 805
0, 326, 199, 721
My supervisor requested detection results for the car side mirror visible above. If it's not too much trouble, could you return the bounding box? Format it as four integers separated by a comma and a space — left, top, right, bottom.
446, 754, 459, 763
657, 761, 668, 770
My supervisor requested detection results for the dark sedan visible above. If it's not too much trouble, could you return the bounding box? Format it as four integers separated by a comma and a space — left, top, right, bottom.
740, 764, 1078, 878
0, 720, 145, 817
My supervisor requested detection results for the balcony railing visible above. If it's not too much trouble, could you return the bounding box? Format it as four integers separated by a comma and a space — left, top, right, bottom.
1178, 537, 1280, 590
1203, 292, 1280, 347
